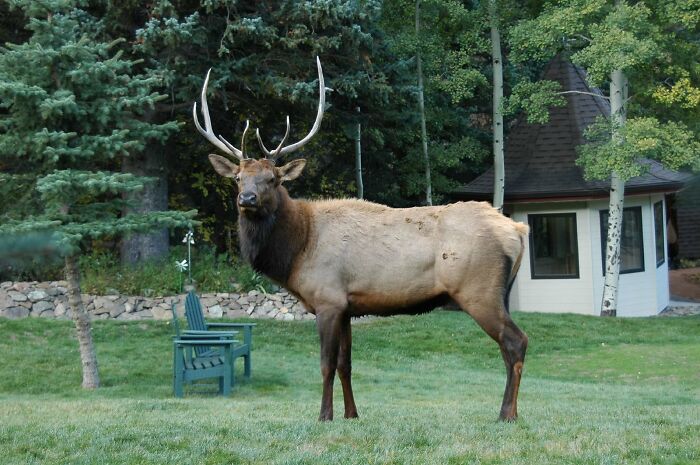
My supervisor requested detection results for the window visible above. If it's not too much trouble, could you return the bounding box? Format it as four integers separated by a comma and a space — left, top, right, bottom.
528, 213, 579, 279
654, 201, 665, 267
600, 207, 644, 274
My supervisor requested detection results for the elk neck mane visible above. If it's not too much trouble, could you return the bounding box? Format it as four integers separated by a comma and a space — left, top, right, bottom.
237, 186, 309, 285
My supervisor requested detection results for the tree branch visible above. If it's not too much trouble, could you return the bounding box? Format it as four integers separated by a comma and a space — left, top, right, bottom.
558, 90, 609, 100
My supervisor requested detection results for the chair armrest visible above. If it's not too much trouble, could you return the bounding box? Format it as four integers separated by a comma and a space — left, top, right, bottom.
208, 323, 254, 347
182, 330, 237, 338
173, 339, 236, 346
208, 323, 256, 328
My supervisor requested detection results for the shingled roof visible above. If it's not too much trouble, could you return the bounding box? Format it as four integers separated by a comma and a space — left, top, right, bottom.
454, 55, 689, 203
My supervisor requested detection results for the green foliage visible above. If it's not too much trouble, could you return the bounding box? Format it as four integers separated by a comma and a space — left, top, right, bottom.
0, 0, 194, 257
78, 247, 273, 296
577, 115, 700, 181
503, 78, 566, 123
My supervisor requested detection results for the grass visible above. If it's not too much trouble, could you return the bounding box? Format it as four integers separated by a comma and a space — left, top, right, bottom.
0, 311, 698, 464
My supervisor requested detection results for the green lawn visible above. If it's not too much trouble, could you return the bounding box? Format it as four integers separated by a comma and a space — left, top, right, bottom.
0, 311, 698, 465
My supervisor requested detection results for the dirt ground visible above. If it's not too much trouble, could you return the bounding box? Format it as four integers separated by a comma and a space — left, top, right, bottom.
669, 267, 700, 302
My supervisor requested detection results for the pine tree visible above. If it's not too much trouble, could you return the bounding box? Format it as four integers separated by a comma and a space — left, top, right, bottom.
0, 0, 195, 387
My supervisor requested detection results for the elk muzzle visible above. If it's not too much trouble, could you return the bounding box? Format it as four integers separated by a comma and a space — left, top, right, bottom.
238, 192, 258, 208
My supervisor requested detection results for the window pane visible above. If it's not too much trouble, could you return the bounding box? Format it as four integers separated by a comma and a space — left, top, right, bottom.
529, 214, 579, 278
600, 207, 644, 274
654, 201, 665, 266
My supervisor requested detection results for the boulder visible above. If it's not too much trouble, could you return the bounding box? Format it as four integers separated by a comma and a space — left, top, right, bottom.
8, 291, 27, 302
32, 301, 54, 315
208, 305, 224, 318
28, 290, 49, 301
2, 307, 29, 319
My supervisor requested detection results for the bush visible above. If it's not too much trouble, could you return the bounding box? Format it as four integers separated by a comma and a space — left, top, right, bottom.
78, 247, 274, 296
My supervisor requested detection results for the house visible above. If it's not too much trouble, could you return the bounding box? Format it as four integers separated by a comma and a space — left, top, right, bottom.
454, 56, 689, 317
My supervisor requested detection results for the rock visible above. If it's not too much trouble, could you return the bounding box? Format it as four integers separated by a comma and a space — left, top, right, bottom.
248, 290, 259, 297
267, 309, 279, 319
216, 293, 230, 299
55, 303, 67, 317
2, 307, 29, 319
201, 297, 219, 308
150, 307, 169, 320
12, 283, 30, 292
109, 302, 126, 318
39, 310, 55, 318
1, 281, 12, 289
208, 305, 223, 318
132, 310, 153, 319
28, 290, 49, 301
226, 310, 247, 318
246, 305, 255, 315
282, 313, 295, 321
280, 306, 289, 314
124, 302, 134, 313
8, 291, 27, 302
32, 301, 53, 315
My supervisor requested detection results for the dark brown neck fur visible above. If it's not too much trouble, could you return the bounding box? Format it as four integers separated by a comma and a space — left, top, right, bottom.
238, 187, 309, 285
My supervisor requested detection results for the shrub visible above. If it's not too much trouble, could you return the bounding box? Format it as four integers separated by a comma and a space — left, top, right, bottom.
79, 247, 273, 296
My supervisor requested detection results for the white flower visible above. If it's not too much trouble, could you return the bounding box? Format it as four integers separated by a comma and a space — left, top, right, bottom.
175, 259, 188, 272
182, 230, 195, 245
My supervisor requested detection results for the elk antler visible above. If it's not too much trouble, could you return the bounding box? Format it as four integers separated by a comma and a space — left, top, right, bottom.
192, 69, 247, 161
256, 56, 326, 161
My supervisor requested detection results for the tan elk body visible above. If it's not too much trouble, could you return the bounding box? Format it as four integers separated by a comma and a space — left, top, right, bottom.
195, 58, 530, 422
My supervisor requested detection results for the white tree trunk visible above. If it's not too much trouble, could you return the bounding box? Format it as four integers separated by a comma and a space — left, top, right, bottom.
600, 68, 628, 317
416, 0, 432, 206
355, 106, 364, 199
65, 255, 100, 388
489, 0, 505, 211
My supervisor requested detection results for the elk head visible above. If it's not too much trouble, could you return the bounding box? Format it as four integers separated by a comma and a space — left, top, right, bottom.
193, 57, 326, 218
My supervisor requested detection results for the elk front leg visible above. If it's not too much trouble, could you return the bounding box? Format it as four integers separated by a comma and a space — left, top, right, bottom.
316, 310, 344, 421
337, 314, 358, 419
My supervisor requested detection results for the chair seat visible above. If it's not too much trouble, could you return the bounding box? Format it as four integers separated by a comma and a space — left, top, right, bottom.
185, 356, 225, 370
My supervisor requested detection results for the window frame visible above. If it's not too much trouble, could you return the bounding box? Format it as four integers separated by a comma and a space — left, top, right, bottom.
654, 201, 665, 267
599, 206, 645, 275
528, 212, 580, 280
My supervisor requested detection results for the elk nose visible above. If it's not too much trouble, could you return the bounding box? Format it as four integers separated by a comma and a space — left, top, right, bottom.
238, 192, 257, 207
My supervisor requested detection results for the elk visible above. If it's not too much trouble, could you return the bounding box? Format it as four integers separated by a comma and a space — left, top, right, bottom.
193, 58, 529, 422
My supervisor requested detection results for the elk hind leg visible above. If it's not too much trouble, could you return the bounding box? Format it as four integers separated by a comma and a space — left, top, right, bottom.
453, 293, 528, 421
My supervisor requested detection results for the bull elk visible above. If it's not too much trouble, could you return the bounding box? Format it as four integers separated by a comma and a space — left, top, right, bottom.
193, 58, 529, 421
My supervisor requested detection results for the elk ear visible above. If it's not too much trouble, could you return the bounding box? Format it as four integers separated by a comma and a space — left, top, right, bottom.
277, 159, 306, 183
208, 154, 240, 178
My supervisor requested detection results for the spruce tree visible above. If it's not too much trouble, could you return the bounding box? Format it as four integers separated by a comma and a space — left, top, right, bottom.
0, 0, 195, 388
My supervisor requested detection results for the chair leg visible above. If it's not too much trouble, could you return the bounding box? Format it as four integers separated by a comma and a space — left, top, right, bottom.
244, 351, 251, 379
222, 369, 231, 396
174, 349, 184, 398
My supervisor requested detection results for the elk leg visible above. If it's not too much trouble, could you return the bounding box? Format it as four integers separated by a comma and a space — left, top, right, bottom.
453, 295, 528, 421
337, 314, 359, 419
316, 310, 343, 421
496, 318, 528, 421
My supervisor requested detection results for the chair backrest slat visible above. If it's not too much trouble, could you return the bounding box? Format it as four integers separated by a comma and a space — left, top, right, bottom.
185, 291, 210, 358
185, 291, 207, 331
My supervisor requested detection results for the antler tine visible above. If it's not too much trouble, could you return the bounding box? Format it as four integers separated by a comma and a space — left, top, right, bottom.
256, 116, 291, 161
276, 57, 326, 156
192, 68, 244, 161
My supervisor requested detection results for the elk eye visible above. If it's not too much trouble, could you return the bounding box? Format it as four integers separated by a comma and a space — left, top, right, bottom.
234, 175, 240, 182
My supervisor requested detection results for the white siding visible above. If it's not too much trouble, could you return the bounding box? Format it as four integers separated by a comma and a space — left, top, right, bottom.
509, 195, 671, 317
511, 203, 595, 315
589, 195, 666, 317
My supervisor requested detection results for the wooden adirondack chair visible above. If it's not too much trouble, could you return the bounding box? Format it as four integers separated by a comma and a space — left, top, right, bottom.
171, 306, 236, 397
184, 291, 255, 380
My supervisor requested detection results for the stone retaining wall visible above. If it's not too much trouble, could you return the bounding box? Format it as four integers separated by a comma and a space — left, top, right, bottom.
0, 281, 314, 321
